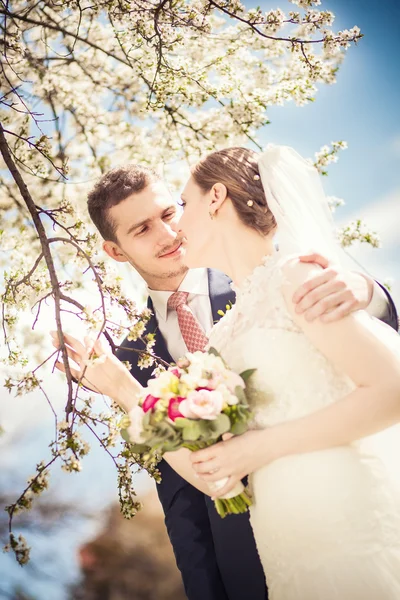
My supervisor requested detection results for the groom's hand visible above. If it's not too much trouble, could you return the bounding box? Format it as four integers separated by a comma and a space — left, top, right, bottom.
293, 253, 373, 323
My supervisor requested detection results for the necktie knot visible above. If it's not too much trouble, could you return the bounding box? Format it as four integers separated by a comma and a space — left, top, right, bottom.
168, 291, 189, 311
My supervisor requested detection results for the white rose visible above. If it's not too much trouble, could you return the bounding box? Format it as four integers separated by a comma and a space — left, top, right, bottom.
218, 384, 239, 406
203, 353, 226, 373
147, 370, 178, 399
180, 372, 198, 390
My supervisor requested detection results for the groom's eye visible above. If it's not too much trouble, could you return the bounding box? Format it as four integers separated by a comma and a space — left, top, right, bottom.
136, 226, 148, 236
177, 200, 186, 208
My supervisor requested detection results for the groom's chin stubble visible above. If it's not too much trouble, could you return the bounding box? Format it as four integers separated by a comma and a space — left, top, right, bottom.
136, 262, 188, 281
159, 264, 189, 279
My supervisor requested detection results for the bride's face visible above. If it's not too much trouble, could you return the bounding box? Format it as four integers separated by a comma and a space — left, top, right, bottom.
175, 176, 214, 268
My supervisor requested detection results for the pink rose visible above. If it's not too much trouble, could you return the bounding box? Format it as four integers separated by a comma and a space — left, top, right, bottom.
168, 396, 185, 421
180, 389, 224, 420
169, 368, 181, 378
142, 394, 160, 413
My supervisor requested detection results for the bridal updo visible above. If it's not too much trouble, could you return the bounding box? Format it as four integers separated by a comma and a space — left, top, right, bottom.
191, 147, 277, 236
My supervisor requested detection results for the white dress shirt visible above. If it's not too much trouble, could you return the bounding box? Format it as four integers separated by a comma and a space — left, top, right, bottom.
147, 268, 214, 362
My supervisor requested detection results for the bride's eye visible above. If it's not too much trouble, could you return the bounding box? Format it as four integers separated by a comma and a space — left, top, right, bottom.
177, 199, 186, 209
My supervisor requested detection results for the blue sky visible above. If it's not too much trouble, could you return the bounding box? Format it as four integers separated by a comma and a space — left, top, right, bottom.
253, 0, 400, 302
258, 0, 400, 212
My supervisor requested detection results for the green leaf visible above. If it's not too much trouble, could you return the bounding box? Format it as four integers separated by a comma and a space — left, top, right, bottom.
234, 385, 247, 405
120, 428, 131, 443
121, 429, 150, 453
208, 346, 221, 358
173, 417, 192, 429
230, 420, 248, 435
128, 441, 150, 454
142, 410, 152, 428
161, 439, 183, 453
182, 420, 204, 441
237, 403, 252, 418
239, 368, 257, 383
207, 413, 231, 439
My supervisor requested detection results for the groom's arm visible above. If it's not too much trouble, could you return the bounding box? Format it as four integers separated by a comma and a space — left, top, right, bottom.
295, 253, 399, 331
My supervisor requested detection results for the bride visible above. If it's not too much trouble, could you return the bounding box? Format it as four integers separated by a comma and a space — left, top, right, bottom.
54, 145, 400, 599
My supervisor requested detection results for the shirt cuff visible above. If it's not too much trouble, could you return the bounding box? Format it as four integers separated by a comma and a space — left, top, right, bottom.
366, 281, 389, 319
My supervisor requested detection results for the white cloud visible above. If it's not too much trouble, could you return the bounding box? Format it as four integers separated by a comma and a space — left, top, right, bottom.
337, 188, 400, 305
338, 188, 400, 245
392, 137, 400, 158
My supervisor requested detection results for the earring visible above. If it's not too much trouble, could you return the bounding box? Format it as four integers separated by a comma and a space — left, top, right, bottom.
209, 211, 214, 220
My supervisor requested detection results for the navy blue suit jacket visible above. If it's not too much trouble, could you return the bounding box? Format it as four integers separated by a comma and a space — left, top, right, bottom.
116, 269, 268, 600
116, 269, 398, 600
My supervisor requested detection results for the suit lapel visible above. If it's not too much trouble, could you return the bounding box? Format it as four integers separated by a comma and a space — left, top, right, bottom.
147, 297, 174, 365
207, 268, 236, 323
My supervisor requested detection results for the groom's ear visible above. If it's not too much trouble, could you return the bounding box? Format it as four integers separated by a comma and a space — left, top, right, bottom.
103, 240, 129, 263
210, 182, 228, 213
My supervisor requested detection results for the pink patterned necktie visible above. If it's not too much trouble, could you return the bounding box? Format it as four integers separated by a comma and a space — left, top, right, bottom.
167, 291, 208, 353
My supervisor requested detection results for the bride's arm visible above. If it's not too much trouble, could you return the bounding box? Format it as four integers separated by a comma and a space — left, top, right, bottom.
270, 259, 400, 454
191, 259, 400, 493
51, 332, 213, 495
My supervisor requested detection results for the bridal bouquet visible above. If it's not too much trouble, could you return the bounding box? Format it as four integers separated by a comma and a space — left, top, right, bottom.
122, 349, 255, 517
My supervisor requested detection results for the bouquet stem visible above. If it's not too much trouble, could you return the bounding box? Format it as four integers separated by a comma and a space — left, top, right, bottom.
183, 443, 253, 517
214, 489, 253, 518
208, 477, 253, 517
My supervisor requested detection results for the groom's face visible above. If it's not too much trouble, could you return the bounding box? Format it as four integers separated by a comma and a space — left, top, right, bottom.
103, 181, 188, 287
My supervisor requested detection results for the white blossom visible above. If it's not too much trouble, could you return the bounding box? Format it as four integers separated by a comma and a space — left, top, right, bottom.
0, 0, 368, 565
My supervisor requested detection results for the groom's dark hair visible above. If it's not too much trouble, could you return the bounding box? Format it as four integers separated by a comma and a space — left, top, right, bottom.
87, 164, 161, 242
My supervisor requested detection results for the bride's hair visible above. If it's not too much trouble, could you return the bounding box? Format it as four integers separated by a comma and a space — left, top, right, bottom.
191, 147, 276, 235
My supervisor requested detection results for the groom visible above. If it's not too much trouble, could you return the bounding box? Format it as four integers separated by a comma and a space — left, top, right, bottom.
87, 164, 398, 600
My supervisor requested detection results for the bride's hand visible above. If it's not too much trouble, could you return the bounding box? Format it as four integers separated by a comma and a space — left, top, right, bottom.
50, 331, 141, 410
190, 429, 268, 498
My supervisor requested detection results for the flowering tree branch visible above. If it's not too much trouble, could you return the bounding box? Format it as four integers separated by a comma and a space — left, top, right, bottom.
0, 0, 372, 566
0, 122, 75, 407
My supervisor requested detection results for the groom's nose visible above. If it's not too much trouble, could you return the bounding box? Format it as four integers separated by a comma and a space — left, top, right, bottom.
169, 214, 180, 235
156, 218, 178, 245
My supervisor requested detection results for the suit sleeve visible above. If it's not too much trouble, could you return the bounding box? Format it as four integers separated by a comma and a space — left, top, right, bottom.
374, 281, 399, 332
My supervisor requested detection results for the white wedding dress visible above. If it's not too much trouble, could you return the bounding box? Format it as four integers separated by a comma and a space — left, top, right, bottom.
208, 252, 400, 600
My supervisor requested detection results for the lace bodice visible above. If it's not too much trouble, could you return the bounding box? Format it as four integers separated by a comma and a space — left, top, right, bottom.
208, 253, 355, 428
